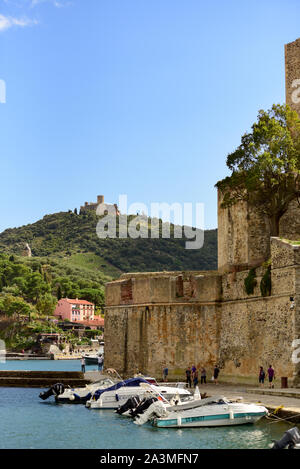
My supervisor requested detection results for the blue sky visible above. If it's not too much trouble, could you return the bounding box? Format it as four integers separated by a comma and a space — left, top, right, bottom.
0, 0, 299, 232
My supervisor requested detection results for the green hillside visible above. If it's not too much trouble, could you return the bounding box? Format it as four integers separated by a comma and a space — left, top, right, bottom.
0, 251, 106, 351
0, 210, 217, 274
0, 211, 217, 351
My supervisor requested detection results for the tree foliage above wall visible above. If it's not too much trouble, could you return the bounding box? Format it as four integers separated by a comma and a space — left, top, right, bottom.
216, 104, 300, 236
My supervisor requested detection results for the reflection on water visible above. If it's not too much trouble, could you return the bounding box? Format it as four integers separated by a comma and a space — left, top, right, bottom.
0, 387, 294, 449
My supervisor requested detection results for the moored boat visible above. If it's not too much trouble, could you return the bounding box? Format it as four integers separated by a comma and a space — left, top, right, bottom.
133, 395, 268, 428
86, 377, 191, 409
39, 378, 116, 404
83, 354, 100, 365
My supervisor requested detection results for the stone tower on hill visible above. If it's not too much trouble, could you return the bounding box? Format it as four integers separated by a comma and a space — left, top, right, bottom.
80, 195, 120, 215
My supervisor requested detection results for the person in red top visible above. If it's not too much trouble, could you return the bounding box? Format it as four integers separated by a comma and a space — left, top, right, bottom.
267, 365, 275, 388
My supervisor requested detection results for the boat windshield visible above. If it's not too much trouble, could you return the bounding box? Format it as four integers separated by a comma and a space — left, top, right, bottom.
93, 377, 150, 400
206, 398, 229, 405
92, 378, 115, 387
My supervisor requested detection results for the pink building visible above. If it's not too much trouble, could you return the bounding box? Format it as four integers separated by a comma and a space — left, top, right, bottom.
54, 298, 95, 322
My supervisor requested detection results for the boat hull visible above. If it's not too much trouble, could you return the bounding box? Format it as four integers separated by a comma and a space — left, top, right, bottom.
56, 395, 91, 404
84, 357, 99, 365
153, 412, 267, 427
152, 403, 268, 428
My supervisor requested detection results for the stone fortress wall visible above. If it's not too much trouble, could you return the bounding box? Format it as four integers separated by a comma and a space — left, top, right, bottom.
105, 239, 300, 383
285, 37, 300, 117
104, 38, 300, 384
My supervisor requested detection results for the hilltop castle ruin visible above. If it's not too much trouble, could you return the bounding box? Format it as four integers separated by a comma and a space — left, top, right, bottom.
80, 195, 120, 215
104, 38, 300, 384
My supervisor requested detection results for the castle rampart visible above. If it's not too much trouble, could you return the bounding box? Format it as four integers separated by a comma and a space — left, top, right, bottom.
105, 239, 300, 382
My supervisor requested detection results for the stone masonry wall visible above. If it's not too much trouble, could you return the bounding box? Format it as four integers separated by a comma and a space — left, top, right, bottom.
285, 37, 300, 117
219, 296, 294, 378
105, 239, 300, 383
105, 271, 222, 307
104, 303, 221, 379
279, 200, 300, 241
219, 239, 299, 379
218, 193, 300, 274
217, 190, 271, 272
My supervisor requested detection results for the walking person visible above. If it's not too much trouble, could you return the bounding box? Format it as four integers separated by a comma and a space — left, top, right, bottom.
213, 365, 220, 385
259, 366, 265, 388
191, 364, 196, 381
186, 366, 192, 388
268, 365, 275, 388
81, 356, 86, 373
193, 368, 199, 388
200, 367, 206, 385
98, 354, 104, 372
163, 366, 169, 382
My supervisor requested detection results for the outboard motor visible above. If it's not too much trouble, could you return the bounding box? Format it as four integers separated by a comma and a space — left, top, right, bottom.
131, 397, 158, 418
272, 427, 300, 449
116, 396, 141, 415
134, 400, 167, 426
39, 383, 65, 401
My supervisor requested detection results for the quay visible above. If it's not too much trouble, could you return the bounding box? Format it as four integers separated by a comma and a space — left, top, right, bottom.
0, 370, 91, 387
4, 352, 89, 360
5, 356, 50, 360
197, 383, 300, 424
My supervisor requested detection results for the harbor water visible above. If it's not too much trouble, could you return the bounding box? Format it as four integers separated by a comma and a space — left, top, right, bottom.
0, 360, 293, 449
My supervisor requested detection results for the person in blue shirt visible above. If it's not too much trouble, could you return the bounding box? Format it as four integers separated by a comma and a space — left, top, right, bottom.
163, 366, 168, 382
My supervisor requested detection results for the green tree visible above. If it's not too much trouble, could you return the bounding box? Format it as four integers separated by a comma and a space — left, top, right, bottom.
216, 104, 300, 236
3, 295, 31, 319
36, 293, 57, 316
0, 297, 4, 314
57, 284, 62, 300
54, 277, 79, 298
26, 272, 50, 303
78, 287, 105, 307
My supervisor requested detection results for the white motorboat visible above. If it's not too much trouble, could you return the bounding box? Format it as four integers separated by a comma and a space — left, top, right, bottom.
83, 346, 104, 365
116, 385, 204, 418
85, 377, 191, 409
39, 378, 116, 404
133, 394, 268, 427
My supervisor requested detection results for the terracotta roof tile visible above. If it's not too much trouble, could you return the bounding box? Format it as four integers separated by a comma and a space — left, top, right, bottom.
62, 298, 94, 306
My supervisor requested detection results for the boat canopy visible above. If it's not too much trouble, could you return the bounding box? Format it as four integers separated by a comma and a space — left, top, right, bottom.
93, 377, 150, 400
